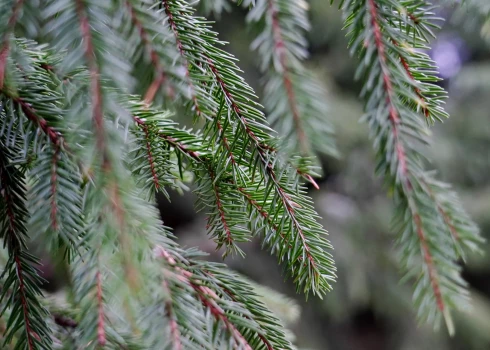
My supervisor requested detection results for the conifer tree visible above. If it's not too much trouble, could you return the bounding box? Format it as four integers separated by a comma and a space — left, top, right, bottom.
0, 0, 486, 348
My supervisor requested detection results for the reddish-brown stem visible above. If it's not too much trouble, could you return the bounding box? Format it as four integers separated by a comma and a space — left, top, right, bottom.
216, 121, 237, 165
7, 91, 93, 183
108, 182, 140, 294
124, 0, 173, 104
414, 213, 445, 311
194, 286, 252, 350
237, 187, 306, 264
217, 284, 274, 350
75, 3, 133, 333
392, 40, 429, 118
140, 123, 160, 190
96, 271, 106, 346
297, 170, 320, 190
421, 180, 460, 242
50, 148, 59, 231
206, 61, 274, 153
162, 279, 183, 350
438, 208, 459, 241
161, 0, 183, 53
205, 61, 309, 237
0, 0, 24, 88
75, 0, 107, 166
13, 97, 62, 146
407, 11, 420, 24
206, 56, 318, 268
208, 170, 233, 245
0, 171, 35, 350
163, 135, 201, 160
0, 45, 9, 89
368, 0, 407, 175
133, 116, 202, 161
268, 0, 309, 155
161, 0, 205, 118
163, 0, 250, 180
155, 246, 251, 350
267, 0, 320, 189
14, 255, 35, 350
258, 147, 318, 269
368, 0, 444, 312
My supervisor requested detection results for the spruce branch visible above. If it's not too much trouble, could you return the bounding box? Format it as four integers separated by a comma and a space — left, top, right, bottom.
28, 146, 84, 256
132, 98, 336, 295
160, 278, 183, 350
342, 0, 483, 333
74, 0, 106, 163
160, 0, 336, 295
0, 0, 485, 343
247, 0, 338, 164
0, 147, 52, 350
123, 0, 174, 104
154, 245, 294, 350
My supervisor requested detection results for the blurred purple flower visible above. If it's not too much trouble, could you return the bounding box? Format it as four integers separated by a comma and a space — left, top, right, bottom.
430, 34, 469, 79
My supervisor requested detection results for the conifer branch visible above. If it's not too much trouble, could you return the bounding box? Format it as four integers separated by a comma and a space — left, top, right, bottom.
247, 0, 338, 166
0, 0, 485, 344
0, 147, 52, 350
0, 0, 24, 88
158, 1, 335, 294
75, 0, 106, 162
155, 246, 253, 349
124, 0, 173, 104
267, 0, 308, 155
162, 0, 319, 193
161, 278, 183, 350
343, 0, 483, 332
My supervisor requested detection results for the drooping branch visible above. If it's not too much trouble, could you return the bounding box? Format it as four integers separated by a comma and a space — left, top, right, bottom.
367, 0, 445, 314
0, 150, 52, 349
161, 279, 183, 350
75, 0, 107, 164
267, 0, 309, 155
124, 0, 173, 103
161, 0, 203, 117
133, 108, 334, 293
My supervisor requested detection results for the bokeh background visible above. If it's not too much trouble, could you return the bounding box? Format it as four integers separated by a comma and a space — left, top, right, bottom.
155, 2, 490, 350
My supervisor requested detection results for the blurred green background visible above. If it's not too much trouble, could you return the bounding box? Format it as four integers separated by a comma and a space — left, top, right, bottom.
152, 2, 490, 349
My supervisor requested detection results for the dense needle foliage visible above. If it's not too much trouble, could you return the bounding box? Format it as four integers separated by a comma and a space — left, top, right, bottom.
0, 0, 486, 348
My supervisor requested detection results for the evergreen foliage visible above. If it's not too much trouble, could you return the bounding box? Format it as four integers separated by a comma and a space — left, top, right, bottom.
0, 0, 486, 348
